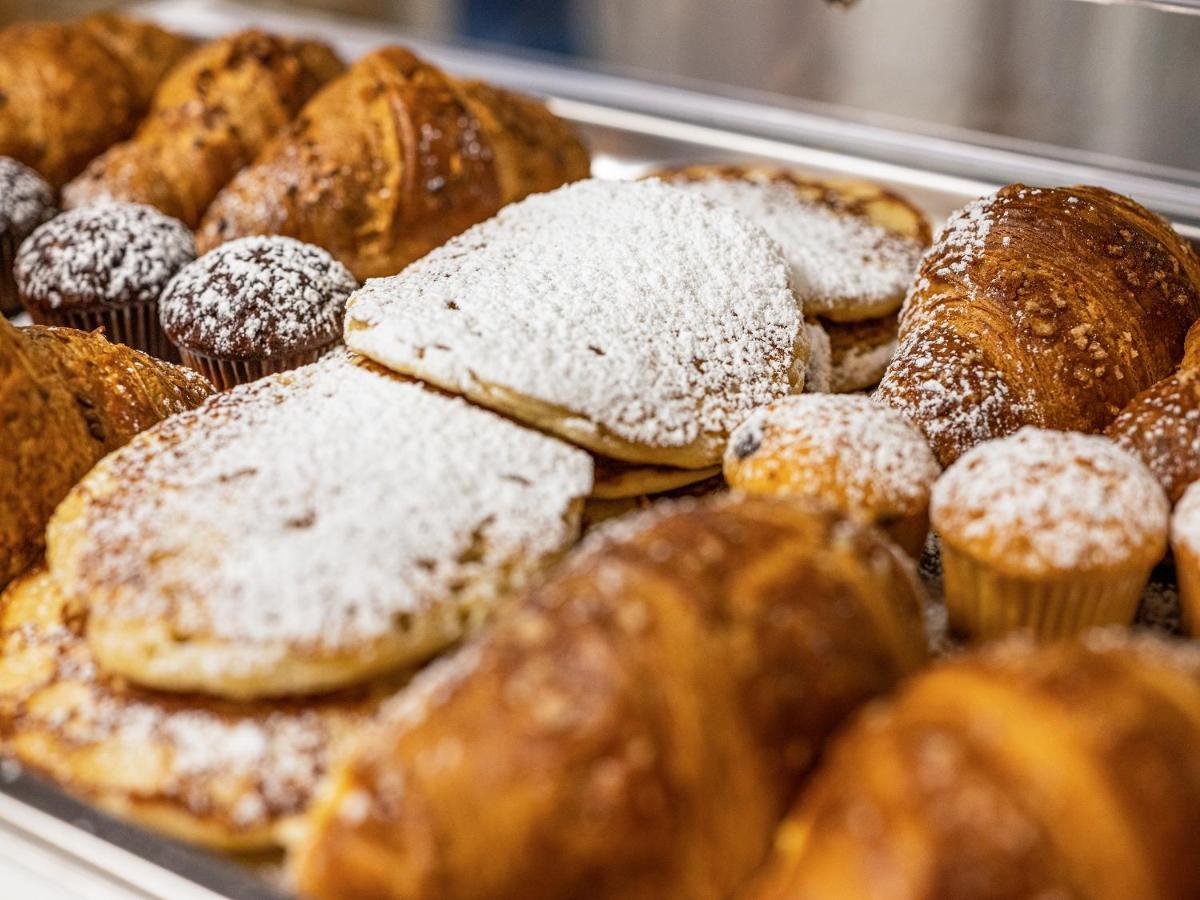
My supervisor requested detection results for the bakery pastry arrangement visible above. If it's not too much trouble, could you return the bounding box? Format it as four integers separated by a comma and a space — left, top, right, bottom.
2, 10, 1200, 900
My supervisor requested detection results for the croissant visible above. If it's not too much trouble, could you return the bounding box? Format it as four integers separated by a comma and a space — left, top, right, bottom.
1107, 320, 1200, 503
196, 46, 591, 280
292, 495, 929, 900
0, 13, 194, 187
745, 633, 1200, 900
0, 318, 211, 587
876, 185, 1200, 466
62, 30, 343, 228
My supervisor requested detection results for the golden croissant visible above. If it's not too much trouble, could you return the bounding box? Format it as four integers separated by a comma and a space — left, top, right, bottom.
197, 46, 591, 280
876, 185, 1200, 466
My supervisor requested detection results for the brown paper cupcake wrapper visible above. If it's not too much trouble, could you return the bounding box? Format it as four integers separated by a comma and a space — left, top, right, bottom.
1, 233, 20, 317
940, 544, 1150, 641
177, 345, 333, 392
1174, 543, 1200, 637
26, 300, 177, 361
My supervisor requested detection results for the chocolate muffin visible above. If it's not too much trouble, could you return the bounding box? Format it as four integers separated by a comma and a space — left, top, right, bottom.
0, 157, 56, 317
15, 202, 194, 358
160, 236, 357, 389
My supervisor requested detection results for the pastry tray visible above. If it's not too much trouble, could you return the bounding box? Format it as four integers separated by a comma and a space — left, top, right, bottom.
3, 1, 1199, 896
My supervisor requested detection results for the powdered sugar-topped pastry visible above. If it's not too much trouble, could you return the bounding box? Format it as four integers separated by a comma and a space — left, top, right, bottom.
344, 178, 806, 469
47, 350, 593, 700
0, 567, 395, 852
803, 320, 833, 393
724, 394, 940, 555
654, 165, 931, 322
932, 427, 1168, 641
160, 235, 358, 390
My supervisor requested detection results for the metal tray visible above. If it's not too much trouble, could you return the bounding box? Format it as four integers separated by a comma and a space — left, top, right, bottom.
2, 2, 1198, 896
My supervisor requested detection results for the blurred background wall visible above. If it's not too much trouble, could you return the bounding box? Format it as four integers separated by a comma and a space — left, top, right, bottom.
2, 0, 1197, 173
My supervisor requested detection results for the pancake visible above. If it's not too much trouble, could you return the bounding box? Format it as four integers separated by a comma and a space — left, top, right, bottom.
590, 454, 722, 499
0, 566, 393, 852
823, 311, 900, 392
47, 351, 593, 700
654, 165, 931, 323
344, 179, 805, 469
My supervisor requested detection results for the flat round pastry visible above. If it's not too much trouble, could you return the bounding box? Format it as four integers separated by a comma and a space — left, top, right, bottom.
824, 311, 899, 392
653, 165, 931, 323
802, 320, 833, 393
590, 454, 722, 499
0, 567, 392, 852
344, 178, 805, 469
47, 351, 593, 700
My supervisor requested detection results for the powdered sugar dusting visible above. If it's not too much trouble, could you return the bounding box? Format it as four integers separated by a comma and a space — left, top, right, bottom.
15, 203, 194, 309
725, 394, 940, 517
664, 176, 925, 317
0, 570, 382, 833
0, 157, 54, 238
1108, 371, 1200, 504
160, 236, 358, 358
831, 336, 896, 393
345, 179, 801, 454
932, 427, 1169, 572
54, 351, 593, 652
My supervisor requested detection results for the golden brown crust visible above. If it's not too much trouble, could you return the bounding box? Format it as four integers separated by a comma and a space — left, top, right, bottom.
62, 30, 343, 227
1108, 321, 1200, 504
745, 634, 1200, 900
292, 495, 928, 900
0, 319, 212, 587
196, 47, 590, 280
876, 185, 1200, 466
0, 15, 194, 188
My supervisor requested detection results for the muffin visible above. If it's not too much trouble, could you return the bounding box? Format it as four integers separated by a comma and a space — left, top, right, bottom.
932, 427, 1169, 641
160, 236, 357, 389
724, 394, 940, 556
15, 202, 193, 358
0, 157, 56, 316
1170, 481, 1200, 635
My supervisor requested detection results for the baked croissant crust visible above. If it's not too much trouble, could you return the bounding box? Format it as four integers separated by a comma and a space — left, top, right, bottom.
746, 634, 1200, 900
876, 185, 1200, 466
196, 47, 591, 280
0, 14, 194, 187
0, 319, 211, 587
292, 495, 928, 900
62, 29, 343, 227
1107, 320, 1200, 503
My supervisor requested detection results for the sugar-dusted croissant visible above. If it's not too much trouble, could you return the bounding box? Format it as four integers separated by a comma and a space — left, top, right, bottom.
745, 633, 1200, 900
876, 185, 1200, 466
197, 47, 591, 280
0, 14, 194, 187
62, 30, 343, 228
0, 318, 211, 587
1107, 320, 1200, 504
293, 495, 928, 900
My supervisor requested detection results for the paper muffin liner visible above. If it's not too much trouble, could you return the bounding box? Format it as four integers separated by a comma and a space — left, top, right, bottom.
1, 233, 20, 317
25, 300, 178, 361
940, 543, 1151, 641
176, 343, 335, 391
1174, 544, 1200, 636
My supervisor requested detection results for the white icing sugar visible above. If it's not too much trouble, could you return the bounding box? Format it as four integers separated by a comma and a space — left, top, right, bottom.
932, 427, 1169, 571
726, 393, 941, 516
159, 235, 357, 358
830, 336, 897, 393
15, 203, 194, 309
60, 350, 594, 649
929, 194, 996, 293
665, 175, 925, 316
803, 321, 833, 393
0, 157, 54, 238
345, 179, 801, 452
